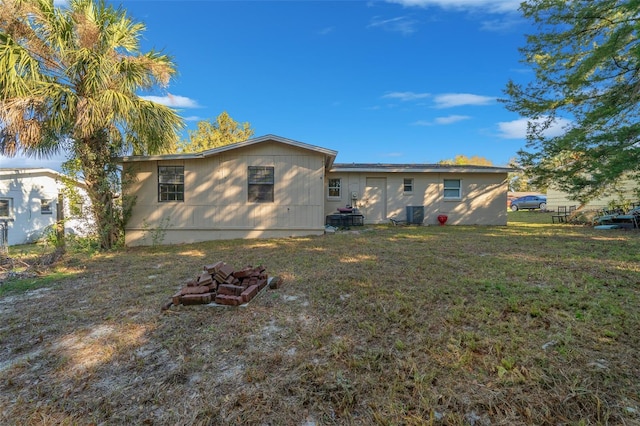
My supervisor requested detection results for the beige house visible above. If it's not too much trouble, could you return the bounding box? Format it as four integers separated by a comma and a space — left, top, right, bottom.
546, 179, 639, 211
120, 135, 511, 246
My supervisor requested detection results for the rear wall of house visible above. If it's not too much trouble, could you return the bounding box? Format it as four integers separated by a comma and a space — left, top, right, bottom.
546, 180, 639, 211
325, 172, 508, 226
124, 142, 328, 246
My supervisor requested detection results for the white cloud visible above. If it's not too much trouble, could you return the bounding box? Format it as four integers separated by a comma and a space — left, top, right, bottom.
496, 117, 573, 139
140, 94, 200, 108
386, 0, 521, 13
368, 16, 419, 35
480, 17, 522, 32
318, 27, 334, 35
412, 115, 471, 126
183, 116, 202, 122
433, 93, 495, 108
382, 91, 431, 101
435, 115, 471, 124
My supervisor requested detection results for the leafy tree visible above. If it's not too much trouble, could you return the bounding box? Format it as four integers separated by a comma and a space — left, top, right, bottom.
506, 157, 548, 193
504, 0, 640, 203
0, 0, 183, 249
178, 111, 254, 153
439, 154, 493, 166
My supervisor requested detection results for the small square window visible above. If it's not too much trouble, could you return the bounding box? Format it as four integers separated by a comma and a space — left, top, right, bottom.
403, 178, 413, 193
70, 201, 84, 217
0, 198, 11, 217
41, 199, 53, 215
328, 178, 341, 198
158, 166, 185, 202
443, 179, 461, 199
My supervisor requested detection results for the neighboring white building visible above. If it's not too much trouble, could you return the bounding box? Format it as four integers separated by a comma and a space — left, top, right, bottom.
0, 168, 92, 246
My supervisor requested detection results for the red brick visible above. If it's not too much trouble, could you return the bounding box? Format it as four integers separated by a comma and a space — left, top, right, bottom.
241, 284, 259, 303
197, 275, 213, 286
214, 294, 241, 306
185, 278, 198, 287
256, 278, 268, 290
233, 267, 255, 279
180, 285, 211, 295
218, 284, 245, 296
214, 263, 236, 281
203, 261, 224, 274
268, 276, 283, 289
181, 292, 213, 305
172, 292, 182, 306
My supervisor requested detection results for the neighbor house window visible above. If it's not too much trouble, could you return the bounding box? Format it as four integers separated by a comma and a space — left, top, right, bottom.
328, 178, 341, 198
403, 178, 413, 193
0, 198, 11, 217
248, 166, 274, 202
158, 166, 184, 202
443, 179, 461, 199
41, 199, 53, 214
70, 201, 84, 218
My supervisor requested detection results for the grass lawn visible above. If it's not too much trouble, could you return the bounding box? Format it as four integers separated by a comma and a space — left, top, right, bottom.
1, 212, 639, 425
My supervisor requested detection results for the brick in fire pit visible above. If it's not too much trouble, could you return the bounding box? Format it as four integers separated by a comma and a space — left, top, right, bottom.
203, 261, 224, 274
268, 276, 283, 289
241, 284, 259, 303
214, 294, 241, 306
181, 292, 213, 305
196, 272, 213, 286
218, 284, 245, 296
180, 285, 212, 295
214, 263, 235, 282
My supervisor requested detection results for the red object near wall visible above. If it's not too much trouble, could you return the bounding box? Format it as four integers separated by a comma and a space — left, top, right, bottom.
437, 215, 448, 225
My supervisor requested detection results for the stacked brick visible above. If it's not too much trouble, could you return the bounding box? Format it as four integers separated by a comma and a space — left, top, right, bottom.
169, 262, 270, 307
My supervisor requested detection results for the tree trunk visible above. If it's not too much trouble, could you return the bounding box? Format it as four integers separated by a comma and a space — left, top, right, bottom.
76, 134, 121, 250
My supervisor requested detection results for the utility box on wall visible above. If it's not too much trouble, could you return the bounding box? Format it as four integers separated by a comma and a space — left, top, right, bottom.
406, 206, 424, 225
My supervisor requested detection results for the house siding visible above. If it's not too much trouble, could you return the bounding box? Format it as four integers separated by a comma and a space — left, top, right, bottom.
0, 169, 90, 246
325, 171, 508, 226
546, 180, 639, 211
124, 141, 327, 246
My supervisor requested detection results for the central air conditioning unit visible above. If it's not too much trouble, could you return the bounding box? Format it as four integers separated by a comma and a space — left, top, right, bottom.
406, 206, 424, 225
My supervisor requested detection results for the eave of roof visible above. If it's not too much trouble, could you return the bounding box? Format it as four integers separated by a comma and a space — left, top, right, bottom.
119, 134, 339, 169
330, 163, 514, 173
0, 167, 87, 187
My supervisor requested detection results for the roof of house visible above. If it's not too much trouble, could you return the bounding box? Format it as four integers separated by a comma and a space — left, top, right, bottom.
330, 163, 514, 174
0, 168, 87, 188
119, 134, 339, 169
118, 134, 514, 174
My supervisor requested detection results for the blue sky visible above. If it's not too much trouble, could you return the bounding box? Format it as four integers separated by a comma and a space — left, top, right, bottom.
2, 0, 567, 171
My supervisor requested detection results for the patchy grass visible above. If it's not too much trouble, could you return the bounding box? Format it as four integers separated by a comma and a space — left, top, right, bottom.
0, 215, 639, 425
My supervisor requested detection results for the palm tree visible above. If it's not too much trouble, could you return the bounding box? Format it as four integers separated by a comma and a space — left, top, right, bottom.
0, 0, 184, 249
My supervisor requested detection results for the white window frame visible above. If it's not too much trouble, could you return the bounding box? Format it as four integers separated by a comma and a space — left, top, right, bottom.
328, 178, 341, 199
443, 179, 461, 200
0, 198, 12, 218
403, 178, 414, 194
158, 166, 185, 202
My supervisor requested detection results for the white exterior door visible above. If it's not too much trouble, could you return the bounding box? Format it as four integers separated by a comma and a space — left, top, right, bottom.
362, 177, 387, 224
